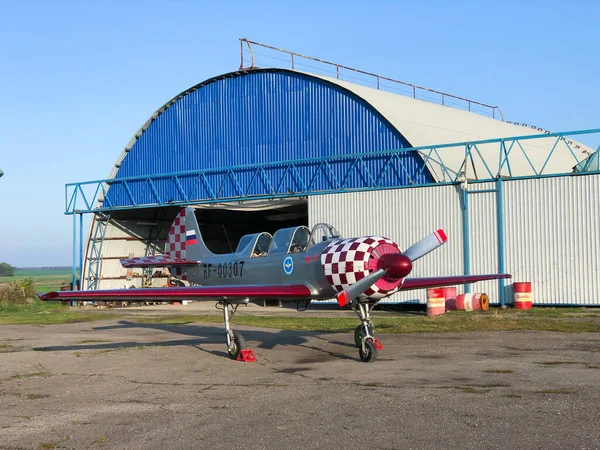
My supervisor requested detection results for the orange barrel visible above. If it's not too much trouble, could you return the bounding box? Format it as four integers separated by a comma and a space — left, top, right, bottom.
443, 287, 457, 310
455, 293, 489, 311
513, 282, 533, 309
426, 288, 445, 316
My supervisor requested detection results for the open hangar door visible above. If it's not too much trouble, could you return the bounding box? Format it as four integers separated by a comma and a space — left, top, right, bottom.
91, 200, 308, 289
189, 200, 308, 253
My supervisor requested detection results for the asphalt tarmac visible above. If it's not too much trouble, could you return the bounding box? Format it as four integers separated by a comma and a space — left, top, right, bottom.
1, 306, 599, 449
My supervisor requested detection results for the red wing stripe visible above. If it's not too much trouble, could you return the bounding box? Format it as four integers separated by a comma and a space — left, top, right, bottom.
401, 274, 511, 291
39, 285, 313, 302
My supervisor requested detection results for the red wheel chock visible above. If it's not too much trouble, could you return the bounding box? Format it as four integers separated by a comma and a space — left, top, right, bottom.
373, 338, 383, 351
236, 349, 257, 362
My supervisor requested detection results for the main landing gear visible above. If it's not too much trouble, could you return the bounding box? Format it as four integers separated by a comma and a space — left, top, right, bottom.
352, 301, 384, 363
218, 299, 256, 362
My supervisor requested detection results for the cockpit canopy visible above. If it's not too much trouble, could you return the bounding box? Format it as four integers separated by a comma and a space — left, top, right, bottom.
234, 223, 342, 257
269, 226, 311, 255
235, 232, 273, 258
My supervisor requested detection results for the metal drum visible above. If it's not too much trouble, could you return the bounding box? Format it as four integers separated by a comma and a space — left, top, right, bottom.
451, 293, 489, 311
426, 288, 445, 316
513, 282, 533, 309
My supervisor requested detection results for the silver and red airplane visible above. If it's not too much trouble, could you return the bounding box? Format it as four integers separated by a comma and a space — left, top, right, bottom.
40, 208, 510, 362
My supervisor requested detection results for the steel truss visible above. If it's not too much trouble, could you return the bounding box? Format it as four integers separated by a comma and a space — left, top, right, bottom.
65, 128, 599, 215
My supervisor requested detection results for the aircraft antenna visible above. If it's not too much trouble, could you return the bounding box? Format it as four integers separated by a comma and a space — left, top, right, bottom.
222, 225, 234, 253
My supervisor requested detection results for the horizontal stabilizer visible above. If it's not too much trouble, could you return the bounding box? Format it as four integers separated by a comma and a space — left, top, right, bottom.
39, 284, 313, 302
120, 256, 198, 268
402, 274, 511, 291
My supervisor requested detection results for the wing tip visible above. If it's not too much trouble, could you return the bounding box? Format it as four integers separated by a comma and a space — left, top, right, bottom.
38, 292, 58, 301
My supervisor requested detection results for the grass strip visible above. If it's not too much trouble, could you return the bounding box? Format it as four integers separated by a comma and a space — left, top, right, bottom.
1, 302, 599, 332
134, 313, 600, 334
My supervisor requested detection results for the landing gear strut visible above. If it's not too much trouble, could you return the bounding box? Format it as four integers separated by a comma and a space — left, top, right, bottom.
352, 301, 383, 362
218, 299, 256, 362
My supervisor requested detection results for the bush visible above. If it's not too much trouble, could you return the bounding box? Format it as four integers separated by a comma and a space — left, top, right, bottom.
0, 278, 37, 304
0, 262, 15, 277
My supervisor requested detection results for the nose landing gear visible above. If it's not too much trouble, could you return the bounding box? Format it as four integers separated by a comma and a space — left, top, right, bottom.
353, 301, 383, 362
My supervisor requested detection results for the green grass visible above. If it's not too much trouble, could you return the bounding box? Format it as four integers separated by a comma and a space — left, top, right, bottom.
0, 268, 73, 293
0, 301, 599, 332
0, 300, 114, 325
12, 371, 49, 379
134, 310, 600, 333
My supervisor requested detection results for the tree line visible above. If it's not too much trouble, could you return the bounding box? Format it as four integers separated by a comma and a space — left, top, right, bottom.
0, 263, 16, 277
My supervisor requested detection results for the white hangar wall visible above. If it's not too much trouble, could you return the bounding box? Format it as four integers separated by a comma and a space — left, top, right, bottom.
308, 173, 600, 305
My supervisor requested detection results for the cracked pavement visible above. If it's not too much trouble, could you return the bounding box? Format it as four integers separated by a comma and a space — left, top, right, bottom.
1, 316, 600, 449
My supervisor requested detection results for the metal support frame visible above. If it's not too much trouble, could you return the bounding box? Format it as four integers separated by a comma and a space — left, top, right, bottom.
461, 184, 471, 293
459, 178, 506, 303
64, 128, 600, 216
70, 212, 84, 295
496, 178, 506, 307
141, 222, 164, 287
85, 213, 110, 290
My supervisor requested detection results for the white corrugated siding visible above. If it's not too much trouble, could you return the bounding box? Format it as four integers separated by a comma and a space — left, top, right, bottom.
503, 175, 600, 305
309, 173, 600, 305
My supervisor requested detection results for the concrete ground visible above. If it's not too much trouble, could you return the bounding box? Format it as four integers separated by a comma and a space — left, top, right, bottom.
1, 304, 599, 449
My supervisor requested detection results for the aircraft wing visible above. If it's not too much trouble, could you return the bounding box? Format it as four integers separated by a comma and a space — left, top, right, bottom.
120, 256, 198, 268
38, 284, 313, 302
401, 274, 512, 291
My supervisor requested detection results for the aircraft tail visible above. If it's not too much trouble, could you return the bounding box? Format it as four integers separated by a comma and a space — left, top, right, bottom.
166, 207, 214, 261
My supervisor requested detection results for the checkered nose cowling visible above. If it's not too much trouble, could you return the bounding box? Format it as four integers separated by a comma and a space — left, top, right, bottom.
321, 236, 403, 301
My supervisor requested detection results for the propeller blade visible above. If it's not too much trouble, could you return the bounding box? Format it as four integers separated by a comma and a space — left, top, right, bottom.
402, 229, 447, 262
336, 269, 386, 307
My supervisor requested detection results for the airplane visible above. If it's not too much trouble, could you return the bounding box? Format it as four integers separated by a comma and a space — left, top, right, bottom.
39, 207, 511, 363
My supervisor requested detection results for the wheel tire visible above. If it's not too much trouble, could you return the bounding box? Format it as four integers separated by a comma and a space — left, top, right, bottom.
359, 339, 378, 363
227, 332, 246, 360
354, 325, 373, 348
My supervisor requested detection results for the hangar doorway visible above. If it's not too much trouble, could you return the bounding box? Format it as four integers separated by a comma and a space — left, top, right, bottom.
191, 200, 308, 254
84, 200, 308, 290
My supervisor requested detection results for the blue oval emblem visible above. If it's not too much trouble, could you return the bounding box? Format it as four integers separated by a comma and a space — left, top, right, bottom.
283, 256, 294, 275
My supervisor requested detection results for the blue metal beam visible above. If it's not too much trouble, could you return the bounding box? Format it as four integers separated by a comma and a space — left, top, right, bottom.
64, 128, 600, 214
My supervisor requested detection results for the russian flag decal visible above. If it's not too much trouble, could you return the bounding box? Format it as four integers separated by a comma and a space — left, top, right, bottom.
186, 230, 198, 245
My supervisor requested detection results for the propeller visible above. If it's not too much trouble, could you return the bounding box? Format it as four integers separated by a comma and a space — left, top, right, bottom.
402, 229, 447, 262
336, 229, 447, 307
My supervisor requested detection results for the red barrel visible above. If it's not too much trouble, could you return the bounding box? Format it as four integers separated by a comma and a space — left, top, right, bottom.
443, 287, 457, 310
514, 282, 533, 309
452, 293, 489, 311
426, 288, 445, 316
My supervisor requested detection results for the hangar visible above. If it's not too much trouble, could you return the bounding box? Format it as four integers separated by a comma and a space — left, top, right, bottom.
68, 41, 599, 306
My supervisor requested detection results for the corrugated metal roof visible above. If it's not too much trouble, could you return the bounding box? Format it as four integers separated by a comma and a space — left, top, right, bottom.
106, 68, 593, 196
104, 69, 433, 207
309, 73, 593, 181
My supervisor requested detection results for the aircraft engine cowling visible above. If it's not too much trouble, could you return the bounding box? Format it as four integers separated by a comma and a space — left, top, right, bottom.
320, 236, 404, 301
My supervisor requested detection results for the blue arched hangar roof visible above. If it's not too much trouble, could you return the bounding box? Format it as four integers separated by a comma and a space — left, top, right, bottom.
105, 69, 433, 207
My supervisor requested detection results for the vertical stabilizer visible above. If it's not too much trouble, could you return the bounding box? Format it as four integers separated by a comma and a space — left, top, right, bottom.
165, 207, 214, 262
183, 207, 214, 260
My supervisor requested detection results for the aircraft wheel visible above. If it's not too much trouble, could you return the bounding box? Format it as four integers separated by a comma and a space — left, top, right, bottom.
359, 339, 378, 363
227, 332, 246, 360
354, 325, 373, 348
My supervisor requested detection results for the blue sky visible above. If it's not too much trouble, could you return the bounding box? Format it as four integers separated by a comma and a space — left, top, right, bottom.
0, 0, 598, 267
